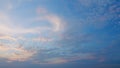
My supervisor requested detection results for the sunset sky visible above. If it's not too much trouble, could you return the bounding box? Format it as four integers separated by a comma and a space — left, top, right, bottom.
0, 0, 120, 68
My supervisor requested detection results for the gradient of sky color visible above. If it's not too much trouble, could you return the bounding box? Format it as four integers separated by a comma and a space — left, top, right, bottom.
0, 0, 120, 68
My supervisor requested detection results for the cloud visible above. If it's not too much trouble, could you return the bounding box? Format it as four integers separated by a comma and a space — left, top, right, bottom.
0, 35, 16, 41
0, 9, 66, 64
0, 12, 11, 25
0, 0, 14, 11
78, 0, 93, 6
42, 58, 67, 64
0, 24, 42, 36
33, 37, 53, 42
68, 53, 95, 61
36, 7, 65, 32
0, 0, 33, 11
0, 43, 36, 62
37, 7, 47, 14
33, 53, 94, 64
45, 15, 64, 32
6, 2, 13, 10
0, 12, 46, 36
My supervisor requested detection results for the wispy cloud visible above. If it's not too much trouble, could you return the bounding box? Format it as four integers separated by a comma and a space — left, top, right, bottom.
0, 12, 44, 36
0, 24, 42, 36
0, 0, 33, 11
0, 0, 119, 67
36, 7, 65, 32
33, 37, 53, 42
37, 7, 48, 14
33, 53, 94, 64
0, 43, 36, 62
0, 35, 16, 41
40, 58, 67, 64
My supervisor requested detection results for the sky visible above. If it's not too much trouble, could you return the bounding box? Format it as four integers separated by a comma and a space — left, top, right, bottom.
0, 0, 120, 68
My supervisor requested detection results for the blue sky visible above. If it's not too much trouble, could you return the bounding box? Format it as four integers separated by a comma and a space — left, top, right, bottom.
0, 0, 120, 68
